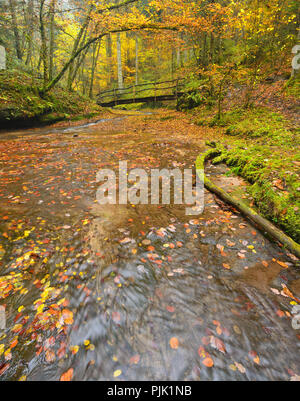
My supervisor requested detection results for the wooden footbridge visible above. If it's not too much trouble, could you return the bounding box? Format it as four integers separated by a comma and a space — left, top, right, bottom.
97, 79, 184, 107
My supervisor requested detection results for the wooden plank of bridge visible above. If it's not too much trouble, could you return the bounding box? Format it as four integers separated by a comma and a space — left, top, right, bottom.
98, 78, 184, 107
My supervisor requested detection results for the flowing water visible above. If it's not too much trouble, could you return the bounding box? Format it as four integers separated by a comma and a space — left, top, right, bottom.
0, 115, 299, 381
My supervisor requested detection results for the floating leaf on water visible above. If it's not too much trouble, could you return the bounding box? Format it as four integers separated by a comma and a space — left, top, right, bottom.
234, 362, 246, 374
113, 369, 122, 378
202, 357, 214, 368
129, 355, 140, 365
60, 368, 73, 381
169, 337, 179, 349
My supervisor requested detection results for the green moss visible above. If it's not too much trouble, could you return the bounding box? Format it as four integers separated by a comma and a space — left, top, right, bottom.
0, 70, 102, 127
113, 103, 145, 111
284, 76, 300, 98
210, 108, 300, 242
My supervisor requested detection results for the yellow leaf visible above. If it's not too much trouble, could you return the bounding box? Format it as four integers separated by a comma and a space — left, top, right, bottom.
114, 369, 122, 378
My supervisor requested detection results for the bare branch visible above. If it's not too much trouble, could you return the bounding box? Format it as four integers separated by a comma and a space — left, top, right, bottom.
98, 0, 139, 14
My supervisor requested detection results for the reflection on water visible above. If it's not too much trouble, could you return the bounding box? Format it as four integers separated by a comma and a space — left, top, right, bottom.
0, 117, 299, 381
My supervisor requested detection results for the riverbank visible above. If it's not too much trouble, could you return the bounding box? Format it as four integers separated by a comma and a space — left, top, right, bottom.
0, 70, 105, 129
189, 105, 300, 243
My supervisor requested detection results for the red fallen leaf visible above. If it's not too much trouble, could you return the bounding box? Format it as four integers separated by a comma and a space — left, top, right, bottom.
148, 245, 155, 252
0, 363, 9, 375
112, 311, 121, 323
166, 306, 175, 313
129, 354, 140, 365
14, 312, 22, 322
60, 368, 73, 381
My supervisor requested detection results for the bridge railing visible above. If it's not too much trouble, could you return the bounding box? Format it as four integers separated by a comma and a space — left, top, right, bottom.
97, 78, 184, 105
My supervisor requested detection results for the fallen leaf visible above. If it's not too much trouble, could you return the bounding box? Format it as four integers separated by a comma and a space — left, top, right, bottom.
60, 368, 73, 381
202, 357, 214, 368
114, 369, 122, 378
169, 337, 179, 349
129, 355, 140, 365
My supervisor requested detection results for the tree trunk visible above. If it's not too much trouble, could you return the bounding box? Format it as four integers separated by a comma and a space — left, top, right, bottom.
117, 32, 123, 90
89, 40, 101, 99
69, 28, 88, 89
202, 33, 207, 66
291, 30, 300, 78
135, 33, 139, 85
8, 0, 22, 60
25, 0, 34, 65
39, 0, 49, 90
49, 0, 56, 81
106, 34, 113, 86
176, 48, 181, 68
67, 4, 93, 91
117, 33, 124, 89
209, 32, 214, 64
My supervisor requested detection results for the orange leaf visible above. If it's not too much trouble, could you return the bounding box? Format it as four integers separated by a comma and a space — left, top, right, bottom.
60, 368, 73, 381
10, 338, 18, 349
216, 326, 222, 336
62, 309, 73, 325
169, 337, 179, 349
45, 350, 55, 363
202, 357, 214, 368
276, 310, 285, 318
277, 260, 288, 268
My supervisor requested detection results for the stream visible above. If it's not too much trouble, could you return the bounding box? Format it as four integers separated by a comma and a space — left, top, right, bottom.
0, 113, 299, 381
